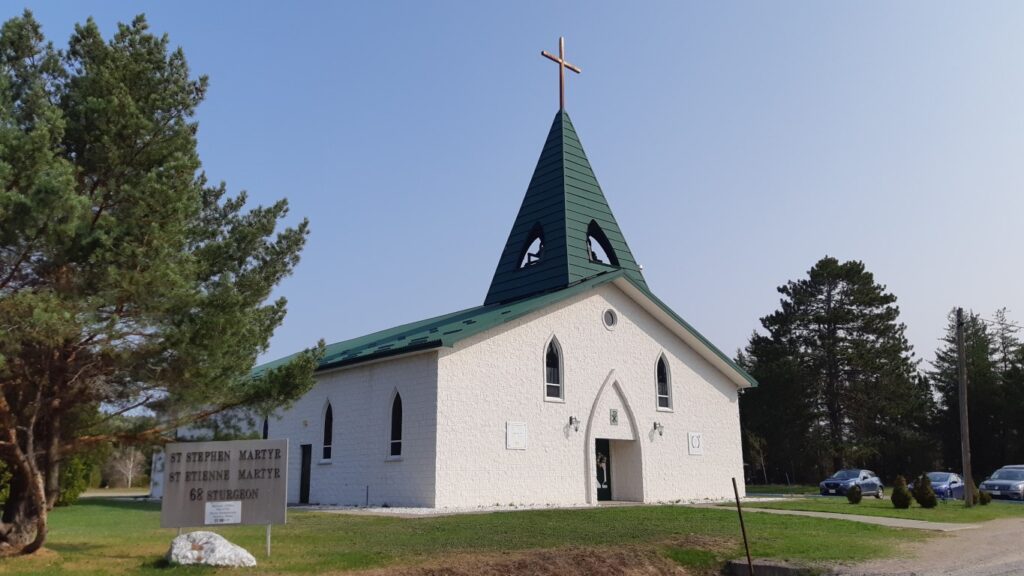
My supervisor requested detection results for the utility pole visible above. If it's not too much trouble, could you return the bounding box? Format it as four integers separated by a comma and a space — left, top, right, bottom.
956, 307, 974, 507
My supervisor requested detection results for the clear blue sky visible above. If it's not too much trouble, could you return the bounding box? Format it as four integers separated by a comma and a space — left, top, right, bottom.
17, 2, 1024, 366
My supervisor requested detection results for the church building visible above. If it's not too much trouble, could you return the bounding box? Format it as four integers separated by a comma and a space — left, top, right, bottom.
259, 42, 756, 508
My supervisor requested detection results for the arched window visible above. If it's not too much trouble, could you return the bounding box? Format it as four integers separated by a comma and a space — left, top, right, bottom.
586, 220, 619, 266
519, 224, 545, 268
390, 393, 403, 456
656, 356, 672, 409
545, 338, 563, 399
322, 403, 333, 460
262, 417, 269, 440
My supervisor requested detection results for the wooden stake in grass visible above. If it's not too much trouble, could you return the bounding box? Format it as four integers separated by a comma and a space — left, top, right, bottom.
732, 477, 755, 576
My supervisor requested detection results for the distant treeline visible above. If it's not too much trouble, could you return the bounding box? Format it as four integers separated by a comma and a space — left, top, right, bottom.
739, 256, 1024, 485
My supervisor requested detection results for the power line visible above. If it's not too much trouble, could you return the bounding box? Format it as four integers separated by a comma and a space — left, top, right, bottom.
978, 316, 1024, 331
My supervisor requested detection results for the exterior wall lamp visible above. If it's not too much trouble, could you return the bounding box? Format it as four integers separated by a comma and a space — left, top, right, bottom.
569, 416, 580, 432
653, 421, 665, 436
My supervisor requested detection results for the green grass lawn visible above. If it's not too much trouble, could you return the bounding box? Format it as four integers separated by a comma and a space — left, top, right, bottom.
2, 498, 932, 575
745, 484, 819, 495
743, 496, 1024, 523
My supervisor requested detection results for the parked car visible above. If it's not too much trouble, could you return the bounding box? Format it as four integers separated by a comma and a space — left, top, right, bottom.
979, 467, 1024, 501
819, 469, 884, 498
908, 472, 964, 499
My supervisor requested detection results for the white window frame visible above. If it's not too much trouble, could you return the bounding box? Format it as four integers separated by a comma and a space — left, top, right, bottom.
320, 401, 334, 464
544, 336, 565, 402
656, 354, 673, 411
386, 389, 403, 461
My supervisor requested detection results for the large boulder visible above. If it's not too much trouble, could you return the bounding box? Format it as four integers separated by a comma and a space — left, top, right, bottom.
167, 531, 257, 567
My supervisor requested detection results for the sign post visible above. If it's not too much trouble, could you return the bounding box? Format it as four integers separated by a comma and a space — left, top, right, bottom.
161, 439, 288, 557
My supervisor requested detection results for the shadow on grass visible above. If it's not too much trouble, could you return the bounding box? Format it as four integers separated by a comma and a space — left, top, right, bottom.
68, 497, 160, 512
47, 542, 104, 555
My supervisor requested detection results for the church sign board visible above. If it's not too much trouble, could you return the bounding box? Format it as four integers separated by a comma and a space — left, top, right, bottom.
160, 439, 288, 528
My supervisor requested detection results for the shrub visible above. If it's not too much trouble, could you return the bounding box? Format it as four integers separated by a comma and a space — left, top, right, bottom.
57, 455, 93, 506
846, 484, 862, 504
979, 490, 992, 505
969, 481, 982, 505
912, 474, 938, 508
891, 475, 912, 509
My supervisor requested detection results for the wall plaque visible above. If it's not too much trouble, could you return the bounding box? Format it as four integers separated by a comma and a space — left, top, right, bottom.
688, 432, 704, 456
506, 422, 528, 450
609, 409, 619, 426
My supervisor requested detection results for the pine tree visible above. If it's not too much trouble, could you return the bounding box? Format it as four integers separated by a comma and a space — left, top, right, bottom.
0, 13, 323, 555
928, 310, 1002, 479
740, 257, 931, 482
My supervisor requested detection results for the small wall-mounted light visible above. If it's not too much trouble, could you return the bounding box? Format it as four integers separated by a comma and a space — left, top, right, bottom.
653, 421, 665, 436
569, 416, 580, 432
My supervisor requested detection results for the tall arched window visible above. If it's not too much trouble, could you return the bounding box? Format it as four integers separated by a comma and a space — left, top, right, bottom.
390, 393, 403, 457
322, 403, 333, 460
656, 356, 672, 409
262, 417, 269, 440
545, 338, 563, 399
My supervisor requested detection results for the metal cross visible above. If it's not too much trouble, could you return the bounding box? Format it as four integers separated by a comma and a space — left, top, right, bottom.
541, 37, 581, 111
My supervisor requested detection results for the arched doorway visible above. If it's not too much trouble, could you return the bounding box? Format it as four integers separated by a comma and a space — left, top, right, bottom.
583, 371, 644, 503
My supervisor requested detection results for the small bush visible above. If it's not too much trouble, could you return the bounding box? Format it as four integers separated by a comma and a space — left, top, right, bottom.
891, 475, 912, 509
57, 455, 92, 506
968, 481, 982, 505
912, 474, 938, 508
979, 490, 992, 505
846, 484, 862, 504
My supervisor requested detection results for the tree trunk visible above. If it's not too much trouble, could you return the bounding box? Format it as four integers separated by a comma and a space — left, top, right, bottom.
0, 453, 49, 556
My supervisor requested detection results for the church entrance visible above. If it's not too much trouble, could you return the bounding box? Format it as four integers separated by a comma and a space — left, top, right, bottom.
585, 377, 645, 504
595, 438, 612, 501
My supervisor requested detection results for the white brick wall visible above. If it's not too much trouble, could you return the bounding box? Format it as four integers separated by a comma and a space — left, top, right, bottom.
269, 282, 745, 509
435, 283, 745, 507
267, 352, 438, 507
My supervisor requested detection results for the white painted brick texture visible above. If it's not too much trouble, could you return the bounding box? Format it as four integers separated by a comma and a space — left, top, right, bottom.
435, 283, 744, 507
268, 353, 438, 507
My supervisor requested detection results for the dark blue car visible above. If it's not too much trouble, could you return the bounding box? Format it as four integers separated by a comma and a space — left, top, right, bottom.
909, 472, 965, 499
819, 469, 884, 498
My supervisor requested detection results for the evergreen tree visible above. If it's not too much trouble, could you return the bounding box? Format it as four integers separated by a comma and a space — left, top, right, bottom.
930, 309, 1023, 477
0, 13, 323, 555
740, 257, 931, 482
929, 311, 999, 478
990, 309, 1024, 465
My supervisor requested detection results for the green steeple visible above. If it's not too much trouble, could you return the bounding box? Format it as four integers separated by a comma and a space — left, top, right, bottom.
484, 111, 647, 305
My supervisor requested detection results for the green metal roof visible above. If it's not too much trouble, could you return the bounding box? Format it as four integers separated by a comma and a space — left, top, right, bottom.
253, 270, 756, 388
484, 111, 647, 305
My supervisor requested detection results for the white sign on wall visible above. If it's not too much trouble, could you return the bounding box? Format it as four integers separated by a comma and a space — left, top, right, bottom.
688, 432, 704, 456
506, 422, 528, 450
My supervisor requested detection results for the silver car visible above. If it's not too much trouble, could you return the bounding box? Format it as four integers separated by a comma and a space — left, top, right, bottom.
979, 466, 1024, 500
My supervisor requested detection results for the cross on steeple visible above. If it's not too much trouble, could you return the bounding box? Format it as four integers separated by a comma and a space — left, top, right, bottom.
541, 37, 581, 111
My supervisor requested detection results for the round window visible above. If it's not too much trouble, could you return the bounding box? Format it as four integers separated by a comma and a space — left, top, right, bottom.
603, 309, 618, 329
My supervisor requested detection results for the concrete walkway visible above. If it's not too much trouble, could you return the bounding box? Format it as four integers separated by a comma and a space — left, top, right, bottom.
734, 506, 979, 532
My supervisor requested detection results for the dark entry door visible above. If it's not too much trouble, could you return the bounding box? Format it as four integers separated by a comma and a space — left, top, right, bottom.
596, 438, 612, 501
299, 444, 312, 504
